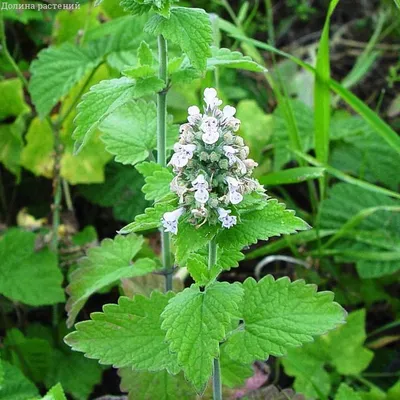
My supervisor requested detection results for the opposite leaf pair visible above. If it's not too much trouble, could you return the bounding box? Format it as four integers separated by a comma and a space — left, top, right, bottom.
65, 275, 346, 394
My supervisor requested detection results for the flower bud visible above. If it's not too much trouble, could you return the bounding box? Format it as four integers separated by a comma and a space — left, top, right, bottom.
219, 159, 229, 170
234, 136, 244, 146
209, 151, 221, 162
200, 151, 209, 161
223, 132, 234, 144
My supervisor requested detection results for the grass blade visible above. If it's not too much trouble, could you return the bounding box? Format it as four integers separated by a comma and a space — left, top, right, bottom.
293, 150, 400, 200
314, 0, 339, 197
259, 167, 325, 186
231, 35, 400, 156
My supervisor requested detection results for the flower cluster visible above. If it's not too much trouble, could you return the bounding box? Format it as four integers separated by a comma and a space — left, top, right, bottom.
162, 88, 264, 234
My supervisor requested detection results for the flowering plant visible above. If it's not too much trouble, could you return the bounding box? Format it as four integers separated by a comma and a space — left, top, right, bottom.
162, 88, 265, 234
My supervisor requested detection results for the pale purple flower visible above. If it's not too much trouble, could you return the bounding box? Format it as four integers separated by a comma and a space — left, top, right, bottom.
162, 208, 185, 234
170, 143, 196, 168
223, 146, 247, 174
217, 208, 237, 229
226, 177, 243, 205
192, 174, 209, 204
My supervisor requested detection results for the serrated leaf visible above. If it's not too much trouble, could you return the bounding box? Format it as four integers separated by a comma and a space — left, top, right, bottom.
119, 368, 195, 400
0, 229, 64, 306
66, 233, 156, 327
120, 0, 171, 17
136, 162, 174, 201
44, 350, 102, 400
0, 361, 38, 400
137, 41, 155, 66
65, 292, 179, 373
217, 198, 310, 251
335, 384, 362, 400
207, 46, 266, 72
119, 200, 177, 234
145, 7, 212, 71
3, 329, 51, 383
224, 275, 346, 364
41, 383, 67, 400
100, 100, 157, 165
161, 282, 243, 392
73, 77, 137, 153
29, 43, 102, 118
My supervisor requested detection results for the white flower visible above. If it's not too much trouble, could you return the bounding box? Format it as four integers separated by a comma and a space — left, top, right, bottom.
217, 208, 237, 229
226, 177, 243, 204
244, 159, 258, 169
202, 130, 219, 144
223, 146, 247, 174
204, 87, 222, 108
170, 143, 196, 168
223, 105, 236, 120
188, 106, 201, 116
200, 117, 219, 144
192, 174, 209, 189
194, 188, 209, 204
192, 207, 208, 218
192, 174, 209, 204
162, 208, 185, 234
170, 176, 187, 202
223, 145, 238, 166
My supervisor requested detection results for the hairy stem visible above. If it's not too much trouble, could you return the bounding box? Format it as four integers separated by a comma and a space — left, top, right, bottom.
157, 34, 173, 292
208, 238, 222, 400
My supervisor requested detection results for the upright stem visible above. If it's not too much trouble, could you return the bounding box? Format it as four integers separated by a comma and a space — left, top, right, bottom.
208, 238, 222, 400
157, 34, 172, 292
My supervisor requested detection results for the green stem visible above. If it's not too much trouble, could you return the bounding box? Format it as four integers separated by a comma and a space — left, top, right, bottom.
62, 178, 74, 212
208, 238, 222, 400
157, 34, 172, 292
212, 358, 222, 400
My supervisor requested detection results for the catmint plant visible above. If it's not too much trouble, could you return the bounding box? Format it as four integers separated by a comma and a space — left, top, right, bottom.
162, 87, 264, 235
64, 2, 346, 399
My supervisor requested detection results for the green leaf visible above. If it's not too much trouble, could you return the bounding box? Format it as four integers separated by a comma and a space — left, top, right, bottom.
161, 282, 243, 392
44, 350, 102, 400
224, 275, 346, 364
259, 167, 325, 186
145, 7, 213, 71
281, 341, 331, 399
217, 198, 310, 251
0, 229, 64, 306
0, 358, 3, 387
119, 368, 195, 400
219, 344, 253, 389
100, 100, 157, 165
0, 115, 25, 176
282, 310, 373, 398
0, 361, 38, 400
3, 329, 51, 383
335, 384, 363, 400
175, 220, 219, 265
73, 77, 136, 153
65, 291, 179, 373
41, 383, 67, 400
0, 78, 30, 120
322, 309, 374, 375
29, 43, 102, 118
79, 162, 149, 222
118, 200, 177, 234
120, 0, 173, 17
207, 46, 266, 72
21, 117, 111, 184
136, 162, 174, 201
137, 41, 155, 66
66, 233, 156, 327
